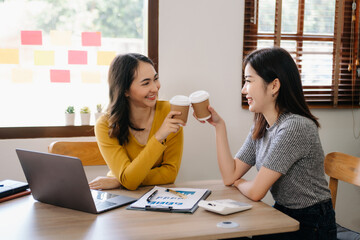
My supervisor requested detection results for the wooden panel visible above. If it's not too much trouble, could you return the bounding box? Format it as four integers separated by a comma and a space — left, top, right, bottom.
148, 0, 159, 72
0, 126, 95, 139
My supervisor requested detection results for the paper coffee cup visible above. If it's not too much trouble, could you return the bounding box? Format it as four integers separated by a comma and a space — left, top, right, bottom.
170, 95, 190, 124
189, 90, 211, 121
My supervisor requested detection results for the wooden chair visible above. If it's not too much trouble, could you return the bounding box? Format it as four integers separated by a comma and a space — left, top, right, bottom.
324, 152, 360, 240
48, 141, 106, 166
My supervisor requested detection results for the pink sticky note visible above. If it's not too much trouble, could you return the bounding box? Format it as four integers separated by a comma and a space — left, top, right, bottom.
50, 69, 70, 83
21, 30, 42, 45
82, 32, 101, 46
68, 50, 87, 64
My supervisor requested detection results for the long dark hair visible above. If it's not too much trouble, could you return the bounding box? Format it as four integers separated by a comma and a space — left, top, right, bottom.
107, 53, 154, 145
243, 47, 320, 139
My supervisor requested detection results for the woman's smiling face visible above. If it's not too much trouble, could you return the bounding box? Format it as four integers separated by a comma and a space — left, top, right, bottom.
126, 60, 160, 108
242, 64, 274, 114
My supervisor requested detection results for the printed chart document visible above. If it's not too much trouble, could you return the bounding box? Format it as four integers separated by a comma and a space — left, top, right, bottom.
127, 186, 211, 213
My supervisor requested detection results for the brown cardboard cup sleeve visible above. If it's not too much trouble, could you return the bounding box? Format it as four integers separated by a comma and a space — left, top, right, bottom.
170, 95, 191, 124
189, 90, 211, 121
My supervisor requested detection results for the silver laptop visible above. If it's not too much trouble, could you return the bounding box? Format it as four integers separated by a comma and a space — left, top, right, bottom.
16, 149, 136, 214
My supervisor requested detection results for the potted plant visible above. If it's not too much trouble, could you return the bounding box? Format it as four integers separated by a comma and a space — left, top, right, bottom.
65, 106, 75, 126
80, 106, 91, 125
94, 104, 104, 122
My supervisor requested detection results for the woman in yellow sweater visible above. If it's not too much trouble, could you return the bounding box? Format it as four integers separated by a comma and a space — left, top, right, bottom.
89, 53, 184, 190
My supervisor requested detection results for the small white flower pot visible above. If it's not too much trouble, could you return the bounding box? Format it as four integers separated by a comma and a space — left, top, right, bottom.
95, 112, 103, 123
65, 113, 75, 126
80, 113, 91, 125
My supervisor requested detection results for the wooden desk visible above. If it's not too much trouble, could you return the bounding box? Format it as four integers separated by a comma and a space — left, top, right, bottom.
0, 180, 299, 239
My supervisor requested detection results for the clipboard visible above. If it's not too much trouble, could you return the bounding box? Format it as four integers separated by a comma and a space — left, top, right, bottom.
127, 186, 211, 214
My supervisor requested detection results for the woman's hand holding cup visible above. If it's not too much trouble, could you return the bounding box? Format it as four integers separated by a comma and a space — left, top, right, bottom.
155, 111, 184, 143
193, 105, 223, 127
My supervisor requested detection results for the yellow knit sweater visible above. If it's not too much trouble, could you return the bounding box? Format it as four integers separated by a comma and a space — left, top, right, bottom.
95, 100, 183, 190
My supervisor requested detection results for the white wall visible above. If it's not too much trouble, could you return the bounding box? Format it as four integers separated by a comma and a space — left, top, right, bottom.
0, 0, 359, 232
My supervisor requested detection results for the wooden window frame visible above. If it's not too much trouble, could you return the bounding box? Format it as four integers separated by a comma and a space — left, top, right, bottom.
0, 0, 159, 139
243, 0, 360, 109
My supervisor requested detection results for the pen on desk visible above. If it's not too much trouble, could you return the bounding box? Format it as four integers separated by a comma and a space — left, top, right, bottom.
147, 190, 158, 202
166, 189, 187, 199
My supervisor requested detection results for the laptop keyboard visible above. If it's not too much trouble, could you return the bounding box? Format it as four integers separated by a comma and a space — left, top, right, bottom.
91, 190, 136, 212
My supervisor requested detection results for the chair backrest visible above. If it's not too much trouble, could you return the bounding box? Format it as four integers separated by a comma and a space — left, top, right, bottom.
324, 152, 360, 209
48, 141, 106, 166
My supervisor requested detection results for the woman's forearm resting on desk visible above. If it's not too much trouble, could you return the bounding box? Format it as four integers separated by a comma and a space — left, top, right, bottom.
104, 132, 183, 190
107, 136, 167, 190
234, 166, 282, 201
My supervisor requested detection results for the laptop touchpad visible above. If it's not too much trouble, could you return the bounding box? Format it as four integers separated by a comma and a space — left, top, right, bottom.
107, 195, 136, 204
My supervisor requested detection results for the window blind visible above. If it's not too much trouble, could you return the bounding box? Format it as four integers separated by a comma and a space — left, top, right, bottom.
243, 0, 360, 108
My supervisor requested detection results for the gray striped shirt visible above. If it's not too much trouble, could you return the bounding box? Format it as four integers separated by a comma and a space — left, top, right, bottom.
235, 112, 331, 209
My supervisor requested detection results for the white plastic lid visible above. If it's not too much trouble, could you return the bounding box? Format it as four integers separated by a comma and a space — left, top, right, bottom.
189, 90, 210, 103
170, 95, 190, 106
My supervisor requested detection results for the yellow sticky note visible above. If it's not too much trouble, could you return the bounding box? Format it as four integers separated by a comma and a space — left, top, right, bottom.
12, 68, 33, 83
34, 50, 55, 65
81, 70, 101, 83
97, 51, 116, 65
0, 49, 19, 64
50, 30, 72, 46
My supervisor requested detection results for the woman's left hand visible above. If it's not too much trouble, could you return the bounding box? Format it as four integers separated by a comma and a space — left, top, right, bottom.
89, 176, 121, 190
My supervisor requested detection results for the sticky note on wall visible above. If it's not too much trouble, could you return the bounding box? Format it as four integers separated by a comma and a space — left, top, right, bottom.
21, 30, 42, 45
81, 70, 101, 83
34, 50, 55, 65
0, 49, 19, 64
50, 69, 70, 83
97, 51, 116, 65
82, 32, 101, 46
50, 30, 72, 46
68, 50, 87, 64
12, 68, 33, 83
